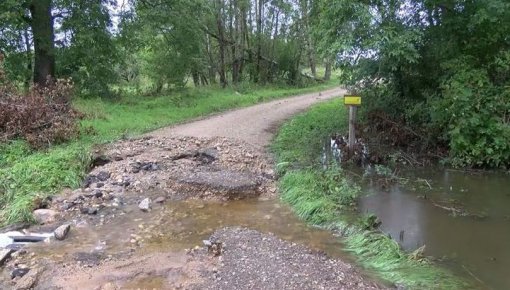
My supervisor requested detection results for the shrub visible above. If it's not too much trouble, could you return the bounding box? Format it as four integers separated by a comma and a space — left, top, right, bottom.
0, 58, 80, 148
430, 63, 510, 168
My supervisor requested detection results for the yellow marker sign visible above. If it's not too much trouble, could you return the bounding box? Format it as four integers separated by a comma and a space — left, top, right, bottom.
344, 95, 361, 106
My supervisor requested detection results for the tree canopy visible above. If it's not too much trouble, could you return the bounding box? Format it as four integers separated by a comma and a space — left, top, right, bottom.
0, 0, 508, 167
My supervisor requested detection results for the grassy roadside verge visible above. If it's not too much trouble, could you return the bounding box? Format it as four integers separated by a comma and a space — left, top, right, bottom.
272, 99, 470, 289
0, 82, 337, 226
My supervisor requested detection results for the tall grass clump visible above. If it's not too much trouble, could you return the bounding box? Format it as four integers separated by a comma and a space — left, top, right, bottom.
0, 143, 90, 225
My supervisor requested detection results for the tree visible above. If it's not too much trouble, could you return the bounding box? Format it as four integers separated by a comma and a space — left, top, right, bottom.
29, 0, 56, 86
314, 0, 510, 167
57, 0, 119, 96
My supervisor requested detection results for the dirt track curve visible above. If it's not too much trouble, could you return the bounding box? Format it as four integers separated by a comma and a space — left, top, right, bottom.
150, 87, 346, 146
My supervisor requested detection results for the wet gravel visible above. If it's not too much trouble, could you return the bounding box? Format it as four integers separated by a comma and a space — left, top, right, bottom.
192, 227, 387, 290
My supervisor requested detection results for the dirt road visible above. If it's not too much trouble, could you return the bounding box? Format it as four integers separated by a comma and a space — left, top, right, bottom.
150, 87, 345, 147
0, 87, 387, 290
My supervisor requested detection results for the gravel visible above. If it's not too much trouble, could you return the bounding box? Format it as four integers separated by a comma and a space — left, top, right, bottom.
191, 228, 387, 290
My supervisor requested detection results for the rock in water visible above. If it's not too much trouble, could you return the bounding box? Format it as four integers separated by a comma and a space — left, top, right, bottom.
138, 198, 151, 212
14, 267, 42, 290
33, 209, 59, 224
54, 224, 71, 241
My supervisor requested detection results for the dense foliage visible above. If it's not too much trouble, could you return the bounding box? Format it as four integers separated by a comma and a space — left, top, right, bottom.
1, 0, 507, 169
314, 0, 510, 168
0, 0, 331, 95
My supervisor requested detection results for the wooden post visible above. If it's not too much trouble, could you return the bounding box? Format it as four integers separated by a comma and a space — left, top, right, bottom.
348, 105, 357, 155
344, 95, 361, 156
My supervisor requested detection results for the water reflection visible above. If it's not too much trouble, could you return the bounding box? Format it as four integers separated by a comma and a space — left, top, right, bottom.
360, 169, 510, 289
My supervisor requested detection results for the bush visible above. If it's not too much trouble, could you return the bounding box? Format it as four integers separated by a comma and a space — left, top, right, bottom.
430, 62, 510, 168
0, 61, 80, 148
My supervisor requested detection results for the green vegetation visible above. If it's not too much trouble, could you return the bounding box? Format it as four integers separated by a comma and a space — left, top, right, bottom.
0, 82, 336, 226
314, 0, 510, 168
272, 99, 471, 289
1, 0, 343, 226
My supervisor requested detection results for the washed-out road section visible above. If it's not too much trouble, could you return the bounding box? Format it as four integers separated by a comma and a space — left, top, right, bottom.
0, 87, 388, 290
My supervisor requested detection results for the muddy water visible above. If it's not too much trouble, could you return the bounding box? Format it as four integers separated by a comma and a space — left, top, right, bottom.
31, 199, 358, 271
360, 169, 510, 289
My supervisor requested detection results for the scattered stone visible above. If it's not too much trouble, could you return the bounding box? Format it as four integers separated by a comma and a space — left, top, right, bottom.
96, 182, 105, 188
154, 196, 166, 204
113, 176, 131, 187
33, 209, 59, 224
62, 202, 75, 211
54, 224, 71, 241
91, 155, 112, 168
206, 240, 223, 256
11, 267, 30, 279
14, 267, 42, 290
83, 171, 111, 188
80, 207, 98, 215
94, 191, 104, 198
96, 171, 111, 182
262, 169, 276, 180
131, 162, 160, 173
198, 148, 219, 163
0, 249, 13, 266
138, 198, 151, 212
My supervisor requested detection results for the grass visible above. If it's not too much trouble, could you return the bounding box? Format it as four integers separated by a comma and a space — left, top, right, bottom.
0, 81, 338, 226
272, 99, 472, 289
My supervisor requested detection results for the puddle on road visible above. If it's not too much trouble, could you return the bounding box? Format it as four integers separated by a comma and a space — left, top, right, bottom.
22, 198, 378, 289
360, 169, 510, 289
30, 199, 357, 269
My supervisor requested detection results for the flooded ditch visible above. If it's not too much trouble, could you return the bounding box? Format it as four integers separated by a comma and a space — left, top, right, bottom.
360, 168, 510, 289
323, 134, 510, 289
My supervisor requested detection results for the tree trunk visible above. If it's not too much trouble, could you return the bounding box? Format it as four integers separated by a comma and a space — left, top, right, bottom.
23, 28, 33, 91
205, 34, 217, 84
300, 0, 316, 78
200, 74, 209, 86
216, 0, 228, 88
255, 0, 263, 83
324, 58, 332, 81
230, 0, 240, 84
29, 0, 55, 86
192, 71, 200, 87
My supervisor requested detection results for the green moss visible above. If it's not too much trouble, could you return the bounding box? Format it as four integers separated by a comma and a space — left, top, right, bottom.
273, 99, 472, 289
